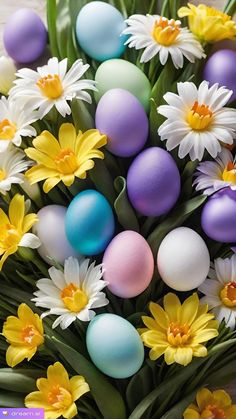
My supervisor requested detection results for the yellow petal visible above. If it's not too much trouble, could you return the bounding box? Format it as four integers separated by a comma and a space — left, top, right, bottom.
43, 177, 61, 193
26, 165, 59, 184
191, 328, 218, 344
75, 160, 94, 178
178, 6, 193, 17
149, 302, 169, 330
0, 208, 10, 226
212, 390, 232, 408
32, 131, 61, 158
164, 346, 176, 365
36, 378, 51, 395
180, 293, 199, 326
141, 330, 167, 348
59, 123, 76, 151
191, 314, 216, 334
25, 148, 56, 169
142, 316, 162, 332
63, 402, 78, 419
9, 194, 24, 229
163, 293, 181, 322
149, 345, 167, 361
183, 406, 200, 419
0, 245, 18, 270
6, 345, 35, 367
174, 347, 193, 366
61, 174, 75, 187
75, 130, 107, 156
192, 344, 207, 358
196, 388, 213, 411
25, 390, 51, 411
226, 406, 236, 419
70, 376, 90, 401
22, 214, 38, 234
47, 362, 70, 390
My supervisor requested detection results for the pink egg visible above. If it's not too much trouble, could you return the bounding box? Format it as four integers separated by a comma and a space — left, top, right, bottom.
102, 230, 154, 298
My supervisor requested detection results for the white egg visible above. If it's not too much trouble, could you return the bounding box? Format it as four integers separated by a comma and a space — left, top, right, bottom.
33, 205, 80, 265
157, 227, 210, 291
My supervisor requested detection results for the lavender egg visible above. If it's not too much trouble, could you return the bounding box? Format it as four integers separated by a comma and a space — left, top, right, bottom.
95, 89, 149, 157
103, 231, 154, 298
3, 9, 47, 64
127, 147, 181, 217
203, 49, 236, 102
201, 188, 236, 243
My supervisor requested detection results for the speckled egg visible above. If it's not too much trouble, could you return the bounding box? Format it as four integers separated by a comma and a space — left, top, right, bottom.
127, 147, 181, 217
201, 188, 236, 242
157, 227, 210, 291
65, 190, 115, 255
3, 9, 47, 63
86, 313, 144, 378
95, 89, 149, 157
33, 205, 80, 265
102, 231, 154, 298
95, 59, 151, 112
76, 2, 127, 62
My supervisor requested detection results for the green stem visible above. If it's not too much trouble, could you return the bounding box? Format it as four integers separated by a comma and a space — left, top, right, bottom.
119, 0, 128, 17
224, 0, 236, 15
32, 258, 49, 277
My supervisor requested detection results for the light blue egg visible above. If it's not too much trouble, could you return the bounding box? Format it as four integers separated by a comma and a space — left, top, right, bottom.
76, 1, 128, 62
65, 190, 115, 255
86, 314, 144, 379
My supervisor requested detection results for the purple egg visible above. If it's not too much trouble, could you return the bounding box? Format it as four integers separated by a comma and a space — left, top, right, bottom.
127, 147, 181, 217
203, 49, 236, 102
95, 88, 149, 157
201, 188, 236, 243
3, 9, 47, 64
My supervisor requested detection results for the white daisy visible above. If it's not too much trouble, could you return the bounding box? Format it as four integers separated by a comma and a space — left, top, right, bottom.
199, 254, 236, 330
32, 257, 109, 330
10, 57, 97, 119
0, 56, 16, 95
194, 148, 236, 195
158, 81, 236, 161
0, 147, 31, 195
122, 14, 205, 68
0, 96, 36, 152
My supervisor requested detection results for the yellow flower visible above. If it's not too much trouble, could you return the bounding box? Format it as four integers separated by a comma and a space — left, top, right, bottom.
25, 123, 107, 193
0, 194, 40, 270
140, 293, 218, 366
2, 303, 44, 367
25, 362, 90, 419
178, 3, 236, 43
183, 387, 236, 418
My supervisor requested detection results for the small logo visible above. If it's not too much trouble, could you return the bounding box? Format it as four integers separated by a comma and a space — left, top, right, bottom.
0, 409, 44, 418
2, 412, 8, 416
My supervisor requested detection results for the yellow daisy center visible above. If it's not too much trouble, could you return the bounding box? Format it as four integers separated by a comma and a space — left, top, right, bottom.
21, 325, 43, 346
47, 385, 72, 410
54, 148, 78, 174
36, 74, 63, 99
0, 223, 20, 250
152, 17, 180, 46
220, 281, 236, 308
187, 101, 213, 131
167, 322, 190, 346
201, 404, 226, 419
61, 283, 88, 312
0, 169, 6, 181
0, 119, 17, 140
222, 162, 236, 185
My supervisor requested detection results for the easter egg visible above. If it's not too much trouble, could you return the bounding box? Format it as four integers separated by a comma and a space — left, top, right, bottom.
3, 9, 47, 64
157, 227, 210, 291
203, 50, 236, 102
127, 147, 181, 217
33, 205, 80, 265
86, 314, 144, 378
65, 190, 115, 255
103, 231, 154, 298
201, 188, 236, 242
76, 2, 127, 62
95, 59, 151, 112
95, 89, 149, 157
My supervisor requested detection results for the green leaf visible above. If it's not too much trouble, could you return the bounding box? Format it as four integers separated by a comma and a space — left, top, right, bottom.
47, 0, 60, 57
89, 159, 117, 205
0, 370, 37, 393
49, 336, 126, 419
56, 0, 70, 59
160, 389, 199, 419
147, 194, 207, 256
0, 391, 25, 407
114, 176, 139, 232
71, 99, 95, 132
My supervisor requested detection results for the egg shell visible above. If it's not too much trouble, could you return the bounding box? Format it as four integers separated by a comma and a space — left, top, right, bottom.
86, 313, 144, 378
95, 89, 149, 157
127, 147, 181, 217
3, 9, 47, 64
33, 205, 80, 265
103, 230, 154, 298
203, 49, 236, 102
76, 2, 127, 62
65, 190, 115, 255
201, 188, 236, 243
95, 59, 151, 112
157, 227, 210, 291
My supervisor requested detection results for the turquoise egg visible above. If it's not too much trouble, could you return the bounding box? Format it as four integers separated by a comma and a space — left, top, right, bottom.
65, 190, 115, 255
76, 2, 128, 62
86, 314, 144, 378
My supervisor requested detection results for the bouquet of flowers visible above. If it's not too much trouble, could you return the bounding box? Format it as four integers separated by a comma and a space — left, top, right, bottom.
1, 0, 236, 418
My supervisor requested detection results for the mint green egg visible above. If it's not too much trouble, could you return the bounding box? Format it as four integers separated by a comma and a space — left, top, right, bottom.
95, 59, 151, 112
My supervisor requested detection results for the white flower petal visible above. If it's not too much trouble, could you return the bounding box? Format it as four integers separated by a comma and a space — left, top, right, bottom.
19, 233, 41, 249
